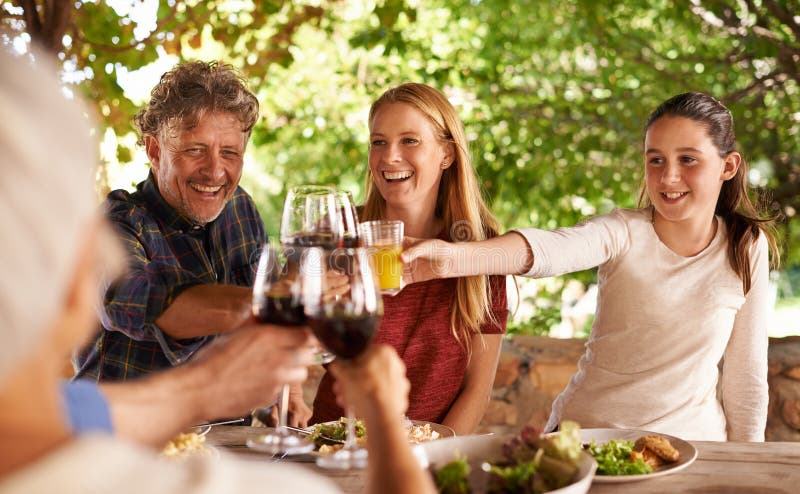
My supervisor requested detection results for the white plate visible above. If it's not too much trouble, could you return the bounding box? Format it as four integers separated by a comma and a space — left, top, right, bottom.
580, 428, 698, 482
421, 434, 596, 494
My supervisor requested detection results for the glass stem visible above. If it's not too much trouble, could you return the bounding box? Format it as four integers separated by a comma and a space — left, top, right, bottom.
344, 405, 357, 451
277, 383, 290, 435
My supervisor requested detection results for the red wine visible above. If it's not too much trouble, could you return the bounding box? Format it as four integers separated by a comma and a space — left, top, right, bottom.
283, 233, 339, 249
340, 236, 359, 248
308, 313, 381, 359
254, 294, 306, 326
283, 233, 340, 269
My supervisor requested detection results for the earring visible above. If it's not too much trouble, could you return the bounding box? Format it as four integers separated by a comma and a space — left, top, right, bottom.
441, 161, 449, 168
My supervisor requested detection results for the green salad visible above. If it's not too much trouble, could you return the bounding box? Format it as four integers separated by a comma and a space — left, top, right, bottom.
309, 417, 366, 447
585, 439, 653, 475
434, 454, 471, 494
432, 421, 584, 494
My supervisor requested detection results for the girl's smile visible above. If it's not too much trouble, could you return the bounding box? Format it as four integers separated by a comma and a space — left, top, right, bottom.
644, 115, 740, 256
645, 116, 737, 226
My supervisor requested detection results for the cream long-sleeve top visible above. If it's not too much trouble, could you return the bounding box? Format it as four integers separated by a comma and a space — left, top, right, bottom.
516, 208, 769, 441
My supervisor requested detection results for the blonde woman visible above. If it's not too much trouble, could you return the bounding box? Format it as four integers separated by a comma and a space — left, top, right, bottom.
312, 83, 508, 434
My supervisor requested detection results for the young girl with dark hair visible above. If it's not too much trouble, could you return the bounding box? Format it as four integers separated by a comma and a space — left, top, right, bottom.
402, 92, 780, 441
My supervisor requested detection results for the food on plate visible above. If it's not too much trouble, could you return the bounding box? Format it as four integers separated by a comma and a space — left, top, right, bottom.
160, 432, 212, 459
431, 421, 584, 493
407, 422, 441, 444
311, 417, 442, 453
433, 454, 470, 494
630, 446, 664, 468
585, 434, 680, 474
585, 438, 652, 475
633, 435, 680, 465
310, 417, 366, 450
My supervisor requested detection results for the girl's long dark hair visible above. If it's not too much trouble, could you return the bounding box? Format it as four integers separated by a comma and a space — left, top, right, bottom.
639, 92, 780, 294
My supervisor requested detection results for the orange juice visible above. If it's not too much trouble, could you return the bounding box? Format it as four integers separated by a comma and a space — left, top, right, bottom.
370, 244, 403, 293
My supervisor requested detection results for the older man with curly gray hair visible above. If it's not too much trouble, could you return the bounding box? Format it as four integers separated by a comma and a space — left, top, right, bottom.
72, 60, 313, 427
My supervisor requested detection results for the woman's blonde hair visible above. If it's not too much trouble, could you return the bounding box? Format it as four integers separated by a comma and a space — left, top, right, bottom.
362, 82, 501, 356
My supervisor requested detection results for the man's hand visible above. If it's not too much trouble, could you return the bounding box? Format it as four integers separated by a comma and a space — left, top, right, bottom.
329, 345, 409, 422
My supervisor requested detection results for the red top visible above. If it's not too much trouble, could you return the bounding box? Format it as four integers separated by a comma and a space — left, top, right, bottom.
311, 274, 508, 424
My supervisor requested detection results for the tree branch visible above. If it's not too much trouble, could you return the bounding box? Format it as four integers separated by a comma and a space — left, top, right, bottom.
723, 70, 790, 103
20, 0, 42, 42
70, 2, 182, 54
15, 0, 72, 53
45, 0, 71, 51
761, 0, 800, 42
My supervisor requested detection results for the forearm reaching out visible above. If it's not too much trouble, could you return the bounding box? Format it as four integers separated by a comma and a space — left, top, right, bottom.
101, 324, 316, 447
401, 231, 533, 284
154, 284, 254, 339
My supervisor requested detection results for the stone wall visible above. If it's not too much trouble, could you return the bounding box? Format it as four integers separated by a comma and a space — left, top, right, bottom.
767, 336, 800, 441
304, 335, 800, 441
479, 335, 800, 441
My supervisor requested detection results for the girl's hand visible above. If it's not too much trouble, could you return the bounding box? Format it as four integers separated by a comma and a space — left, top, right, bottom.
400, 237, 460, 287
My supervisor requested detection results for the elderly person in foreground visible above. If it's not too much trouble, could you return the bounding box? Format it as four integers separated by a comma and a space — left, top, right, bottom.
0, 48, 434, 494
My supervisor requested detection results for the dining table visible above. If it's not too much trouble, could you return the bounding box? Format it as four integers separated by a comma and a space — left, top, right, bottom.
205, 425, 800, 493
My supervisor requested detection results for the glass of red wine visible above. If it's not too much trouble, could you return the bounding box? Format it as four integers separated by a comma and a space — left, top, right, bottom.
248, 243, 315, 456
302, 246, 383, 469
281, 185, 343, 251
281, 184, 346, 365
335, 189, 360, 248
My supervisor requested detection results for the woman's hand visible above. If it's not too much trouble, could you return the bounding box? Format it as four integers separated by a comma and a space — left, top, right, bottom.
287, 382, 313, 428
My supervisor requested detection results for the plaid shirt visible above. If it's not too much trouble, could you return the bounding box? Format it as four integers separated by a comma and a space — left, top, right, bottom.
73, 173, 266, 381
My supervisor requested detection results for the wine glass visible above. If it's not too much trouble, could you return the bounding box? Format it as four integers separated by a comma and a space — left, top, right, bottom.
248, 243, 314, 455
335, 189, 360, 248
281, 184, 345, 365
280, 185, 343, 250
302, 247, 383, 469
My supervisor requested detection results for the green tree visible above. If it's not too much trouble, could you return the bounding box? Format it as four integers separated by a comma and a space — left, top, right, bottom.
3, 1, 798, 328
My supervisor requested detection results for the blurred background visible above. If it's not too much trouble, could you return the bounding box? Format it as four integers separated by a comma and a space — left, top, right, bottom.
2, 0, 798, 337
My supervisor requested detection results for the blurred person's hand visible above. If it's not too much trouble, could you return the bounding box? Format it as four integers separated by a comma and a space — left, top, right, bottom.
187, 324, 317, 422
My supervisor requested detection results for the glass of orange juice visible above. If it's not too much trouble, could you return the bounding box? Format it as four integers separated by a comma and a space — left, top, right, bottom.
359, 220, 403, 294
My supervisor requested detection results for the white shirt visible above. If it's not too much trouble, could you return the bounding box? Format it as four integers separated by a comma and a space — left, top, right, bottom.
517, 208, 769, 441
0, 435, 341, 494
